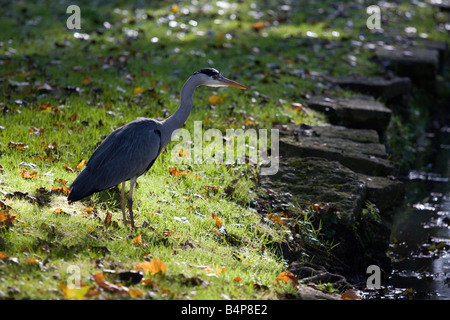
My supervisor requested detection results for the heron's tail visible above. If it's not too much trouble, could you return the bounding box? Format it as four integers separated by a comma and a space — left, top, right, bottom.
67, 170, 98, 203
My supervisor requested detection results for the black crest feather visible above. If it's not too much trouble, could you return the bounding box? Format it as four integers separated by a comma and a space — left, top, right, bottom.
194, 68, 220, 77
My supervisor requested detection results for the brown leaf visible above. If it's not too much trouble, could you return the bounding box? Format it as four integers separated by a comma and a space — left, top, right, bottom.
104, 211, 112, 225
9, 141, 29, 151
341, 289, 361, 300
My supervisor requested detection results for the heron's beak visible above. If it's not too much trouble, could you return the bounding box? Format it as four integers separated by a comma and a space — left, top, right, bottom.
219, 76, 247, 90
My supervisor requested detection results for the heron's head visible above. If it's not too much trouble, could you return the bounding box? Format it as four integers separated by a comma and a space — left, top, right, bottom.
193, 68, 247, 90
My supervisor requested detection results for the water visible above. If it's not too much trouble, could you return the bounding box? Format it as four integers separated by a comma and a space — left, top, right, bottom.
364, 124, 450, 299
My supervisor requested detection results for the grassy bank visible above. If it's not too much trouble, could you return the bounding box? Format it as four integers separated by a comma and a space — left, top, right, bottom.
0, 0, 448, 299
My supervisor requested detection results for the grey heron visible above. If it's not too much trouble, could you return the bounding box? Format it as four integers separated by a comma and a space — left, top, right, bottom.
68, 68, 247, 228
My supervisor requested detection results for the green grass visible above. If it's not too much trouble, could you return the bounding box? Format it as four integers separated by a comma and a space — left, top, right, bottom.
0, 0, 448, 299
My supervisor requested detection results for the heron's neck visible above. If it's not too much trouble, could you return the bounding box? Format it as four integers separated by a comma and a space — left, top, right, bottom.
162, 75, 200, 146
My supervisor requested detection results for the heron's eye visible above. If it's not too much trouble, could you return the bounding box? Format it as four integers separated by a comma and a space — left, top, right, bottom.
212, 75, 218, 80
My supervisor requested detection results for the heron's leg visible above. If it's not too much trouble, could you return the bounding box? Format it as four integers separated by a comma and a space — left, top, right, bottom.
128, 177, 137, 228
121, 182, 128, 225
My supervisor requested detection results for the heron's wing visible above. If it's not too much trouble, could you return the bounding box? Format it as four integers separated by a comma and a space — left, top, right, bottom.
77, 120, 162, 192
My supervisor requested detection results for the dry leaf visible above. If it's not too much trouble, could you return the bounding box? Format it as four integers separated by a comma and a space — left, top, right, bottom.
135, 257, 167, 275
133, 87, 145, 95
211, 213, 222, 228
76, 159, 86, 170
60, 281, 90, 300
208, 94, 226, 105
51, 186, 70, 195
82, 77, 91, 85
104, 211, 112, 225
93, 272, 128, 295
0, 252, 11, 259
9, 141, 29, 151
19, 169, 38, 179
169, 166, 189, 177
132, 234, 143, 246
341, 289, 361, 300
276, 270, 299, 285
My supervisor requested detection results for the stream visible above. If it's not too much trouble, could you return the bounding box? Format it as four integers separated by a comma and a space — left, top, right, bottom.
364, 117, 450, 299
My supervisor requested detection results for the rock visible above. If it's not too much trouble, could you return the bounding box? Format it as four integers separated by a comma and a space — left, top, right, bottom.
324, 74, 411, 102
261, 157, 367, 220
279, 125, 396, 176
296, 284, 342, 300
307, 95, 392, 131
415, 39, 448, 71
293, 285, 338, 300
358, 175, 405, 212
375, 45, 439, 82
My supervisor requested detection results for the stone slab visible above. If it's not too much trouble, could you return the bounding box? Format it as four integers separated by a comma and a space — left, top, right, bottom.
307, 95, 392, 131
279, 125, 396, 176
324, 75, 411, 102
375, 45, 439, 81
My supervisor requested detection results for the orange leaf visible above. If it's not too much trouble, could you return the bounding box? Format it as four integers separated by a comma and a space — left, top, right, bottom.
178, 150, 190, 157
234, 276, 242, 282
53, 208, 66, 214
19, 169, 38, 179
0, 252, 11, 259
51, 186, 70, 195
211, 213, 222, 228
341, 289, 361, 300
132, 234, 143, 246
276, 270, 299, 285
133, 87, 145, 95
135, 257, 167, 275
25, 257, 38, 264
252, 21, 268, 30
169, 166, 189, 177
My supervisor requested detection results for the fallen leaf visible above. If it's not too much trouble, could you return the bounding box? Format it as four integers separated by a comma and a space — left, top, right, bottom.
0, 252, 11, 259
211, 213, 222, 228
208, 94, 226, 105
252, 21, 269, 31
51, 186, 70, 195
204, 185, 218, 194
171, 4, 179, 13
135, 257, 167, 275
9, 141, 29, 151
169, 166, 189, 177
341, 289, 361, 300
93, 272, 128, 295
60, 281, 90, 300
104, 211, 112, 225
133, 87, 145, 95
19, 169, 38, 179
276, 270, 299, 285
82, 77, 92, 85
132, 234, 143, 246
76, 159, 86, 170
128, 288, 144, 298
234, 276, 242, 282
